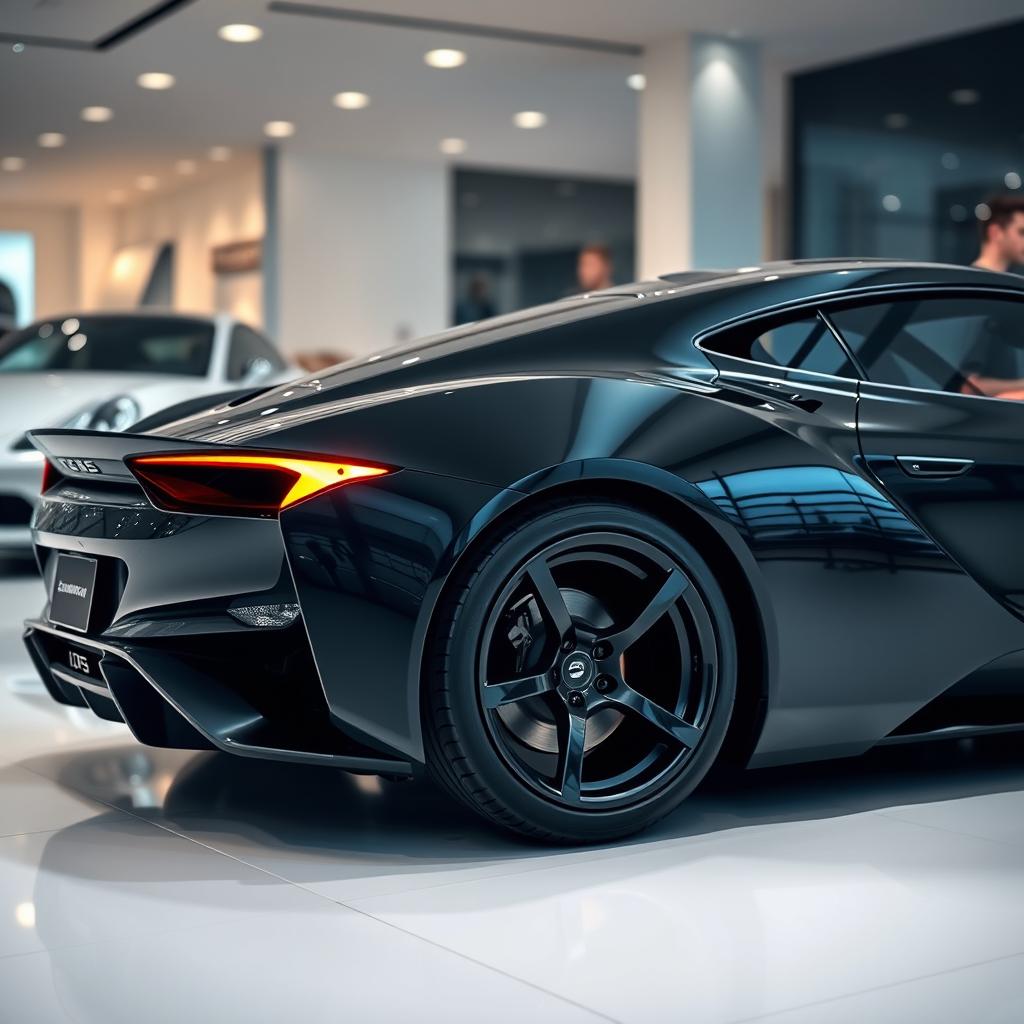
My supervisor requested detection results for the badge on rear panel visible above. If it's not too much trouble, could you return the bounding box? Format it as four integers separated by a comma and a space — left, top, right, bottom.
49, 554, 98, 633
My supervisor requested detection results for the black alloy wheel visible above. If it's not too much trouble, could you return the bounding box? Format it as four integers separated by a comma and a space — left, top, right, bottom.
424, 499, 737, 842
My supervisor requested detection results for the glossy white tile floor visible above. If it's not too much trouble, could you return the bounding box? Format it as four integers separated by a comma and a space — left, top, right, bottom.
3, 565, 1024, 1022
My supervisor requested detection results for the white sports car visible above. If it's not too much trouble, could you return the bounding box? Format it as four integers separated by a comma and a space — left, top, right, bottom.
0, 311, 292, 552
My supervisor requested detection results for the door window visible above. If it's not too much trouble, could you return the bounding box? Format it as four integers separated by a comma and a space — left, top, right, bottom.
829, 295, 1024, 399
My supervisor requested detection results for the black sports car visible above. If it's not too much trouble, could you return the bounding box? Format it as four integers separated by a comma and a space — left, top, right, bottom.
23, 260, 1024, 841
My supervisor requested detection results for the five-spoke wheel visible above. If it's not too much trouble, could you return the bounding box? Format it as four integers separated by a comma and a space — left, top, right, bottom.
424, 500, 736, 841
479, 532, 717, 808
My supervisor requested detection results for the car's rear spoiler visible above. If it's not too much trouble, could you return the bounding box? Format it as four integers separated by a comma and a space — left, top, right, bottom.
28, 429, 219, 484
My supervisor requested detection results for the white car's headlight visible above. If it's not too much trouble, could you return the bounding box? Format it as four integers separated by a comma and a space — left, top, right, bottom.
64, 395, 141, 432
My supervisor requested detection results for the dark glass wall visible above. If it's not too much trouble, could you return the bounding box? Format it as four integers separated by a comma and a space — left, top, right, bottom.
452, 169, 634, 323
792, 20, 1024, 265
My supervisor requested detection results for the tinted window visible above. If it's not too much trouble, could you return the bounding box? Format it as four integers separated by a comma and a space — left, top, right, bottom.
0, 316, 213, 376
706, 314, 857, 377
830, 296, 1024, 397
227, 325, 285, 381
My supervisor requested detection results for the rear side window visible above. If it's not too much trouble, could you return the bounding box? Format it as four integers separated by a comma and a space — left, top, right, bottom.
829, 295, 1024, 397
704, 313, 857, 378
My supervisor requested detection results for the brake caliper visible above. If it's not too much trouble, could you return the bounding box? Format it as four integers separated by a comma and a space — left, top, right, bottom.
505, 594, 543, 675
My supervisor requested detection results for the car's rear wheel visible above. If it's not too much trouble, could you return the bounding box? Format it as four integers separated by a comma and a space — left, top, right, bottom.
423, 499, 737, 842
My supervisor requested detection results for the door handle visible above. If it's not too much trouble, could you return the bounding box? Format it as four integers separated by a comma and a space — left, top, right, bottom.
896, 456, 974, 478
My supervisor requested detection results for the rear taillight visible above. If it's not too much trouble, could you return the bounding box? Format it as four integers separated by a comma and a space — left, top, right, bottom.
41, 460, 61, 494
125, 451, 392, 517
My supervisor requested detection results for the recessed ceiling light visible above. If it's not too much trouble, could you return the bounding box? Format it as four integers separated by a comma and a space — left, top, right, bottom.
137, 72, 176, 91
81, 106, 113, 123
176, 159, 197, 175
1, 156, 25, 172
208, 145, 231, 162
940, 151, 959, 170
513, 110, 547, 129
975, 202, 991, 221
136, 175, 159, 191
627, 73, 646, 91
37, 132, 65, 148
1005, 171, 1022, 190
424, 48, 466, 69
883, 112, 909, 130
333, 91, 370, 110
881, 193, 901, 212
218, 23, 262, 43
264, 120, 295, 138
439, 137, 467, 155
950, 88, 979, 106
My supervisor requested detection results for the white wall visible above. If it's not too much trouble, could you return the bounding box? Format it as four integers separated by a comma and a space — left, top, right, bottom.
277, 152, 448, 358
77, 203, 118, 312
0, 204, 79, 318
112, 158, 264, 320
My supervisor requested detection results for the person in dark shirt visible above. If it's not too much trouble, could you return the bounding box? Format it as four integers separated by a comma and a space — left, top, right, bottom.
964, 194, 1024, 396
454, 275, 496, 325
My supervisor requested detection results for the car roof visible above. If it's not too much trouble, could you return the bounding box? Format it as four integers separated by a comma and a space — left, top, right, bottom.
624, 258, 1024, 298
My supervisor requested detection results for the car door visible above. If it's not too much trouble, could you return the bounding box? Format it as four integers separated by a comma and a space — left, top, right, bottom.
833, 290, 1024, 616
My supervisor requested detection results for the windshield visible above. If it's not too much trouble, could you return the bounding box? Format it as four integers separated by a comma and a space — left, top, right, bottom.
0, 315, 214, 376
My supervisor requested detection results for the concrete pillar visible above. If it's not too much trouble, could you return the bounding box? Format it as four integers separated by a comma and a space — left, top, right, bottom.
638, 34, 764, 277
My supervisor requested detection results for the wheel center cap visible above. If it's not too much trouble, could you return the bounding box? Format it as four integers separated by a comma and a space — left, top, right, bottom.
561, 652, 595, 689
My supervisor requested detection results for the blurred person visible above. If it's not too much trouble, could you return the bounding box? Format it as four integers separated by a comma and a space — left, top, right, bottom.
454, 275, 496, 325
973, 193, 1024, 273
958, 194, 1024, 397
0, 280, 15, 338
576, 243, 614, 293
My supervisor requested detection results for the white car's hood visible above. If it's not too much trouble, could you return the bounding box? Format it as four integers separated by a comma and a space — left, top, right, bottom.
0, 371, 221, 444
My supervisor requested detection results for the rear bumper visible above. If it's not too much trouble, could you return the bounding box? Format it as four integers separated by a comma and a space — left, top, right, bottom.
23, 617, 413, 775
26, 474, 419, 774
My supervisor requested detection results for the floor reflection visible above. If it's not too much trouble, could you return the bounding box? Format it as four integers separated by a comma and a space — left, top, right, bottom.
20, 730, 1024, 864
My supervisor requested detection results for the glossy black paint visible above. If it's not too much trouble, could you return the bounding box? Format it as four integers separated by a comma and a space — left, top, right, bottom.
23, 260, 1024, 774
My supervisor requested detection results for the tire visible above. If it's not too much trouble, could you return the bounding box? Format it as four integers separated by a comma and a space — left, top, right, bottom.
423, 497, 737, 842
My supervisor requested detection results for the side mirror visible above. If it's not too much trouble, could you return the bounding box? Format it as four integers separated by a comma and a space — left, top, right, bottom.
240, 356, 273, 385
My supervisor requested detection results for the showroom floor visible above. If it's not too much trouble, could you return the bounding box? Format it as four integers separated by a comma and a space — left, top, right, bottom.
2, 567, 1024, 1022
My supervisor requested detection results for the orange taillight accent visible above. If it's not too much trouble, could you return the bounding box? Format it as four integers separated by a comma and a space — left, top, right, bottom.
126, 452, 391, 517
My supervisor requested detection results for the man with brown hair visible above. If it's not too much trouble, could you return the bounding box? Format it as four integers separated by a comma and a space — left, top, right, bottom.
973, 193, 1024, 273
576, 243, 614, 293
959, 194, 1024, 397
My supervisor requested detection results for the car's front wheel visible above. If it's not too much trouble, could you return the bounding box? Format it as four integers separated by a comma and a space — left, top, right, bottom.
423, 498, 737, 842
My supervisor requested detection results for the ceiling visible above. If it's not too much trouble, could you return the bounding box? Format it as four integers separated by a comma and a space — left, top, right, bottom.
0, 0, 1021, 206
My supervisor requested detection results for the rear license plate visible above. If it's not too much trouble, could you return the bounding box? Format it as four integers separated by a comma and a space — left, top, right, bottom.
49, 554, 98, 633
